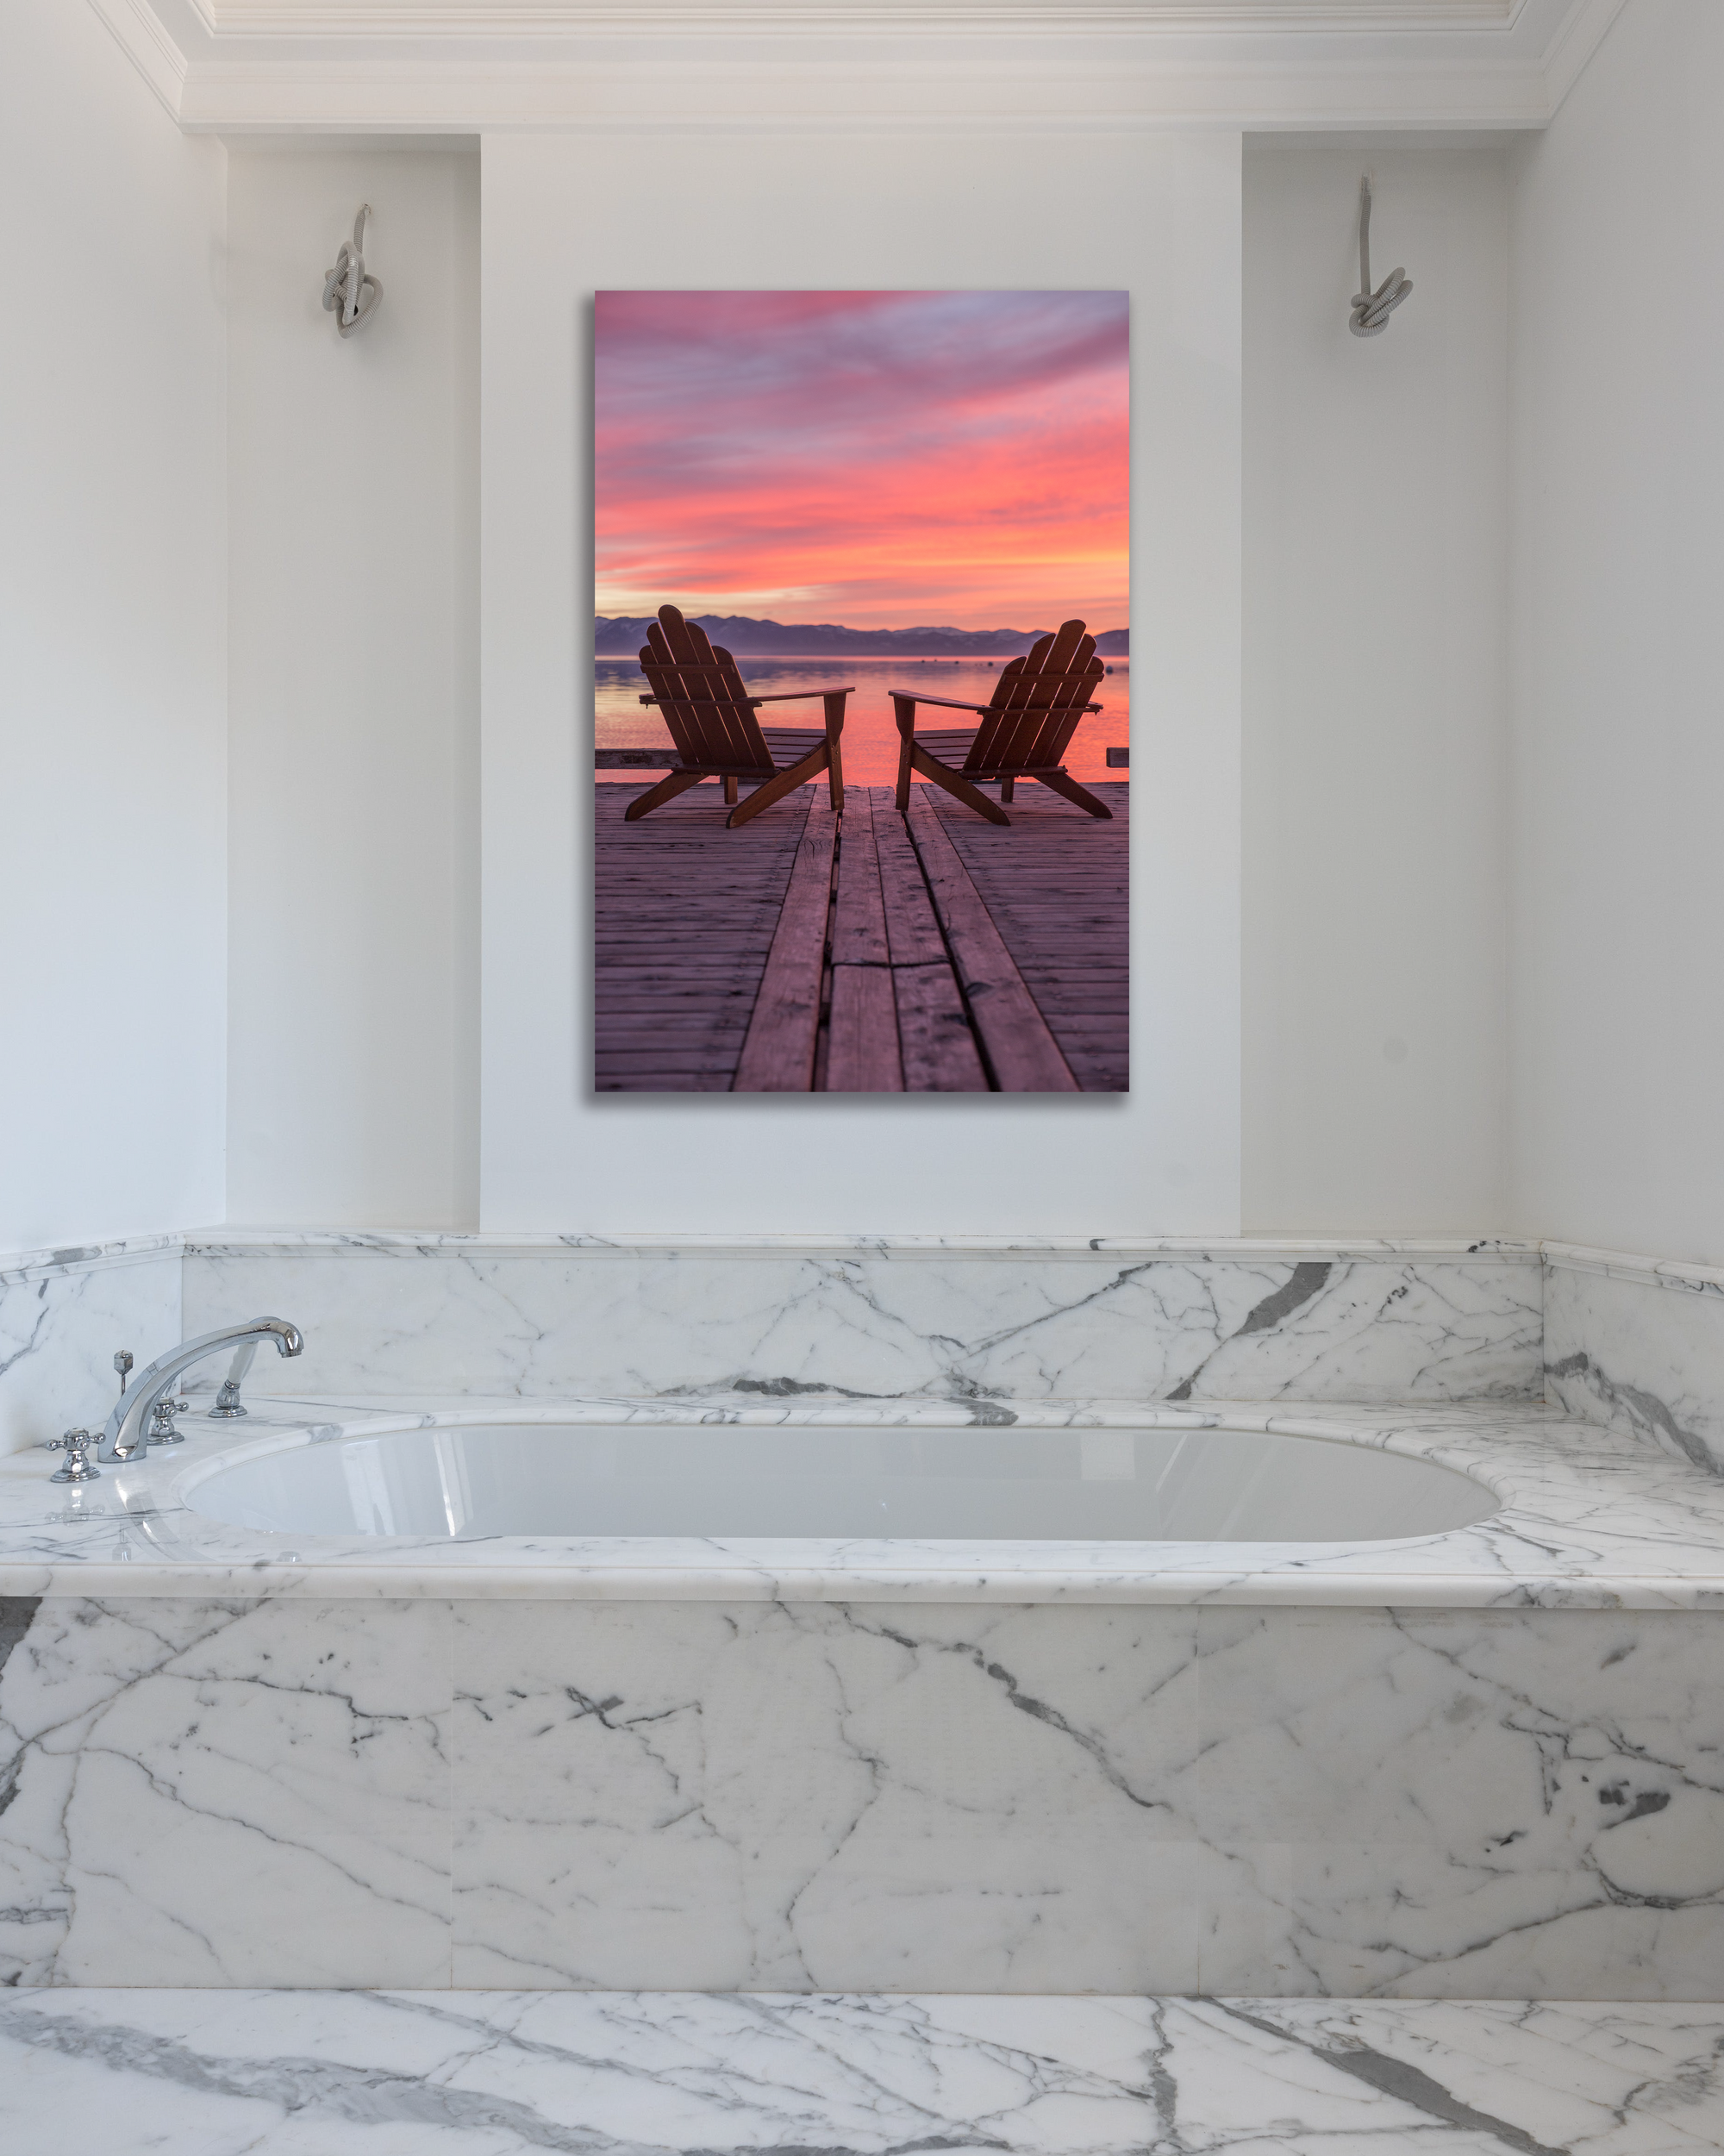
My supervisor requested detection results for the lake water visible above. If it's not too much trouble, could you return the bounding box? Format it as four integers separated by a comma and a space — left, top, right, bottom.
595, 655, 1128, 787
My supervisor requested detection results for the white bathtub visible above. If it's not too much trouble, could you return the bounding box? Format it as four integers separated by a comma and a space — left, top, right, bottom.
181, 1418, 1497, 1542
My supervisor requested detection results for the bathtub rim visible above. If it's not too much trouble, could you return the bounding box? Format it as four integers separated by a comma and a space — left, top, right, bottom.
2, 1392, 1720, 1609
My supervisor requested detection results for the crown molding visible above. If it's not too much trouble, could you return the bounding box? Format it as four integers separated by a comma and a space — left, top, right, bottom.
188, 2, 1527, 30
88, 0, 189, 120
89, 0, 1624, 134
1539, 0, 1624, 109
175, 59, 1567, 134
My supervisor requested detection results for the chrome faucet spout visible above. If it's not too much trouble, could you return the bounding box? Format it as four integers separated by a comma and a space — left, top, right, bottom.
98, 1317, 303, 1463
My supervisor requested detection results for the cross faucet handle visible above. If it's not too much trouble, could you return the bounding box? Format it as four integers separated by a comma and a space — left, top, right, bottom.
149, 1395, 191, 1447
47, 1430, 101, 1483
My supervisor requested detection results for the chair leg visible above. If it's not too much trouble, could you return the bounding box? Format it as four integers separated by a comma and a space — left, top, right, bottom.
999, 776, 1015, 803
824, 691, 846, 813
723, 776, 739, 805
1035, 768, 1114, 819
892, 697, 915, 812
728, 747, 826, 828
909, 744, 1010, 827
623, 769, 706, 821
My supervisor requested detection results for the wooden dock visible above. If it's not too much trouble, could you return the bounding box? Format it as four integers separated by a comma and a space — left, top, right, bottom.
595, 781, 1127, 1093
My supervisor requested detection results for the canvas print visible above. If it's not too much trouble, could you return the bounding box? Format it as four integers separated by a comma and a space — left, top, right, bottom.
594, 290, 1128, 1094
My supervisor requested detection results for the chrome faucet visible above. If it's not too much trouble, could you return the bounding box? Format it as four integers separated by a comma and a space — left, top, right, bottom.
97, 1317, 304, 1464
209, 1340, 261, 1418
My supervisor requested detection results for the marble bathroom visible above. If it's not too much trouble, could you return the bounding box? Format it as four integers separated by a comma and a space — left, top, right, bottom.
7, 2, 1724, 2151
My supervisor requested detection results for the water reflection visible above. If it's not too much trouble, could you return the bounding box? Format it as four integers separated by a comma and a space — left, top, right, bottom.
595, 655, 1128, 787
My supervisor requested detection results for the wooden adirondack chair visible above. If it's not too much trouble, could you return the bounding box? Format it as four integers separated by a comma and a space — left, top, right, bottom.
628, 604, 850, 828
890, 620, 1109, 827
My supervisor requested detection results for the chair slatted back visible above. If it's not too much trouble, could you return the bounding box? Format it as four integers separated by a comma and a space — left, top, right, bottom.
638, 604, 774, 772
965, 620, 1103, 773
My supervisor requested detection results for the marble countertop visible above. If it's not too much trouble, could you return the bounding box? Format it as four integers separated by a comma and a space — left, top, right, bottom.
4, 1393, 1724, 1608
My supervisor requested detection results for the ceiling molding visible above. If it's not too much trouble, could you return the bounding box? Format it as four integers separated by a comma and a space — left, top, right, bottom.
185, 1, 1530, 29
90, 0, 1626, 133
88, 0, 189, 119
1540, 0, 1625, 110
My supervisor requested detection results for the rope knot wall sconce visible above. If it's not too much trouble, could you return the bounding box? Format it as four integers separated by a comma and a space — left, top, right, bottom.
1349, 178, 1412, 338
322, 203, 383, 337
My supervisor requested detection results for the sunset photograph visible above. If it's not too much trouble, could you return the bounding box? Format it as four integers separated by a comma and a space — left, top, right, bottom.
593, 289, 1129, 1095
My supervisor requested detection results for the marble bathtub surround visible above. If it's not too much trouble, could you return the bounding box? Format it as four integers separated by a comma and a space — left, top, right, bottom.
0, 1234, 181, 1459
3, 1990, 1720, 2156
1545, 1245, 1724, 1476
17, 1227, 1724, 1478
179, 1231, 1546, 1407
3, 1580, 1723, 1995
446, 1598, 1724, 1998
3, 1400, 1724, 1996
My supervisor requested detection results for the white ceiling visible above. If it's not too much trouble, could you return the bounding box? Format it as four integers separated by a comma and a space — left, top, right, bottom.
91, 0, 1627, 131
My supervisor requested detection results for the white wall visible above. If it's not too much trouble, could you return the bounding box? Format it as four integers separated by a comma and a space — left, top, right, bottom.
1242, 138, 1512, 1236
0, 0, 227, 1252
226, 148, 481, 1228
1509, 0, 1724, 1268
480, 130, 1242, 1236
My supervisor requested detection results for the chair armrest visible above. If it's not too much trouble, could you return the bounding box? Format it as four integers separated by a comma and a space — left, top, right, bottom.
886, 691, 994, 715
638, 690, 854, 709
637, 693, 762, 707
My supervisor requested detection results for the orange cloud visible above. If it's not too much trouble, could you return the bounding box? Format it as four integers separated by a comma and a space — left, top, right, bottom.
597, 290, 1128, 632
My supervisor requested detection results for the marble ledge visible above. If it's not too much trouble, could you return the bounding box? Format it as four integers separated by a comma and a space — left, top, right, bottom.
1, 1228, 1546, 1276
6, 1393, 1724, 1609
3, 1990, 1720, 2155
20, 1224, 1724, 1283
0, 1230, 184, 1288
1546, 1240, 1724, 1297
184, 1228, 1546, 1263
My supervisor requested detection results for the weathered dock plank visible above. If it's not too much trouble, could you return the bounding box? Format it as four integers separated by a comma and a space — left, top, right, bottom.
826, 790, 903, 1090
904, 791, 1080, 1093
595, 783, 809, 1092
925, 778, 1128, 1092
733, 797, 837, 1091
890, 959, 989, 1092
829, 787, 890, 968
828, 966, 903, 1092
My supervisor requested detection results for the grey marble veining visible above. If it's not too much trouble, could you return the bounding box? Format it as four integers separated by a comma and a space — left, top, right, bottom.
1546, 1250, 1724, 1477
0, 1989, 1720, 2153
180, 1234, 1545, 1407
1192, 1605, 1724, 2001
0, 1595, 452, 1987
4, 1582, 1723, 1997
0, 1238, 180, 1461
446, 1599, 1724, 1998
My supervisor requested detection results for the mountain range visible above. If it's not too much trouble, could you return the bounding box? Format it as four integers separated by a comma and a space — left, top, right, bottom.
595, 614, 1128, 659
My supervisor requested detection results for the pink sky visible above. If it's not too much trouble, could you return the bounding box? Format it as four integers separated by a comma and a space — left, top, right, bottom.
595, 290, 1128, 634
